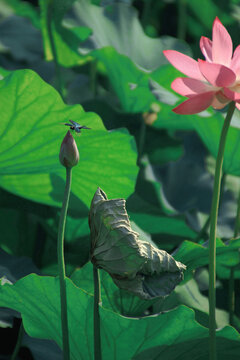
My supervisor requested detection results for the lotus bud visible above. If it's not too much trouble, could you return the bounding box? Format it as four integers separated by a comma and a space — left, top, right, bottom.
59, 131, 79, 168
89, 187, 186, 300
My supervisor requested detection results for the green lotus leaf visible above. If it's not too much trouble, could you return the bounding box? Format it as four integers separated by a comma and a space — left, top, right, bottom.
174, 238, 240, 280
1, 274, 240, 359
0, 69, 138, 209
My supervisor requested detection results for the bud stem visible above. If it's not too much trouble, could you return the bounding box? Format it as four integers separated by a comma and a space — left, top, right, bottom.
93, 265, 102, 360
57, 167, 72, 360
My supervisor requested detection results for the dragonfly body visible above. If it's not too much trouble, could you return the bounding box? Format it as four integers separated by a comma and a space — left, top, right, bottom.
65, 120, 91, 133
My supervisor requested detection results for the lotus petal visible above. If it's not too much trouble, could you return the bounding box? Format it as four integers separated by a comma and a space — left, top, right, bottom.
171, 77, 216, 97
173, 92, 215, 114
212, 17, 233, 66
198, 60, 236, 87
200, 36, 212, 62
163, 50, 205, 81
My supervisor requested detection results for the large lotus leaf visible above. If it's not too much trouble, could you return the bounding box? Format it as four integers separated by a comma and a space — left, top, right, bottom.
89, 187, 186, 300
39, 0, 91, 67
1, 274, 240, 360
73, 0, 190, 71
0, 69, 138, 209
174, 238, 240, 280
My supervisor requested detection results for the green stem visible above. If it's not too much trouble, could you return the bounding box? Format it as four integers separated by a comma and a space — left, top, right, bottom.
137, 116, 146, 165
11, 321, 24, 360
58, 167, 72, 360
93, 265, 102, 360
46, 1, 64, 98
208, 101, 235, 360
177, 0, 187, 40
229, 267, 235, 325
234, 185, 240, 238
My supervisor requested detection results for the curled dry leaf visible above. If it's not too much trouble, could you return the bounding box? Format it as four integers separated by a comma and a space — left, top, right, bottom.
89, 188, 186, 300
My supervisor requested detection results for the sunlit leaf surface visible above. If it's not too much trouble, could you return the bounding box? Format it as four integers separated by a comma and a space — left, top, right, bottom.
0, 69, 138, 209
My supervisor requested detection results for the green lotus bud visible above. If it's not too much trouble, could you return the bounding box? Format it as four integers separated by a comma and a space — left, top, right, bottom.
89, 187, 186, 300
59, 131, 79, 168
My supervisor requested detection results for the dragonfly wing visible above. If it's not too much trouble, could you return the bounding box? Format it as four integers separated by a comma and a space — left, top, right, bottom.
70, 120, 80, 126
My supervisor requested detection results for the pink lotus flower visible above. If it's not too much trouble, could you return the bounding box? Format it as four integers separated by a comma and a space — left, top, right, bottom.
163, 17, 240, 114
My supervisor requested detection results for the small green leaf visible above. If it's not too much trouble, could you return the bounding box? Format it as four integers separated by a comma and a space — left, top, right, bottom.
174, 238, 240, 280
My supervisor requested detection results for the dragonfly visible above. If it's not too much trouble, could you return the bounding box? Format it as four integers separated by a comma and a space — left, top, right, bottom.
64, 120, 91, 134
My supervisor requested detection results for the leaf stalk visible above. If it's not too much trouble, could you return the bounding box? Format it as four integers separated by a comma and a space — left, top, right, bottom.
58, 167, 72, 360
93, 265, 102, 360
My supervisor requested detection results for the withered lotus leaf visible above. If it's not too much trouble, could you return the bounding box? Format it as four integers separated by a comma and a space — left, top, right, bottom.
89, 188, 186, 300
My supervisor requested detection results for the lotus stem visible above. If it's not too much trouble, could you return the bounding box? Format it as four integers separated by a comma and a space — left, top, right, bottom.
208, 101, 235, 360
228, 267, 235, 325
57, 167, 72, 360
93, 265, 102, 360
